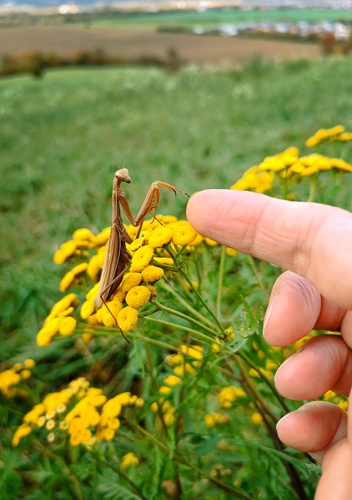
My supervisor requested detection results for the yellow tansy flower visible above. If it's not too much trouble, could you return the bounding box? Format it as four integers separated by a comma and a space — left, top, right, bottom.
86, 283, 100, 302
130, 246, 154, 273
180, 344, 203, 361
153, 257, 174, 266
164, 375, 182, 387
218, 386, 246, 408
171, 223, 197, 246
50, 294, 78, 317
95, 227, 111, 246
163, 408, 175, 426
305, 125, 345, 147
59, 317, 77, 336
87, 255, 101, 283
120, 272, 142, 293
226, 247, 238, 257
251, 412, 264, 425
101, 300, 123, 327
148, 226, 174, 248
151, 402, 159, 413
73, 228, 95, 243
80, 300, 95, 319
12, 424, 33, 446
126, 286, 151, 309
23, 403, 46, 424
20, 369, 31, 380
23, 359, 35, 369
205, 237, 218, 246
337, 132, 352, 142
122, 452, 139, 469
59, 271, 75, 293
159, 385, 172, 395
141, 265, 164, 283
128, 236, 145, 253
102, 399, 122, 418
117, 306, 138, 332
204, 412, 228, 428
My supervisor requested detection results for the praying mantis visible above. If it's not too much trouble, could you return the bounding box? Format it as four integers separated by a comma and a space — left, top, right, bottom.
94, 168, 188, 321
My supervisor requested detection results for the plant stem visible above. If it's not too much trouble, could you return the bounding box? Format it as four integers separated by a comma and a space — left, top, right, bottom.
176, 256, 224, 331
152, 299, 218, 337
245, 255, 270, 300
238, 351, 291, 413
144, 315, 215, 344
158, 280, 219, 331
232, 355, 280, 423
216, 246, 226, 320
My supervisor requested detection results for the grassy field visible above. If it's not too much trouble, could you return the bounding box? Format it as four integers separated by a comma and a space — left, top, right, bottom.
1, 57, 352, 498
1, 57, 352, 354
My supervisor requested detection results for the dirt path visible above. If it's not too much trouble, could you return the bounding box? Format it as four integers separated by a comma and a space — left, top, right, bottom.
0, 26, 322, 64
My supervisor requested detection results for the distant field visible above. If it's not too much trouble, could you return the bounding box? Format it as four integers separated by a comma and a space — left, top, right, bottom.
0, 26, 322, 64
91, 7, 352, 27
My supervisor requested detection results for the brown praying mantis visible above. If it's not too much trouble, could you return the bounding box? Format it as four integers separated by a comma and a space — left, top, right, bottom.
94, 168, 189, 324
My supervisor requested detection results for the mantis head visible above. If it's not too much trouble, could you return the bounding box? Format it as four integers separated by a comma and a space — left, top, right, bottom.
115, 168, 132, 184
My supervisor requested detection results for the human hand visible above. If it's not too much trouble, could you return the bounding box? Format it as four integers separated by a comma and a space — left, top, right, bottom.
187, 189, 352, 499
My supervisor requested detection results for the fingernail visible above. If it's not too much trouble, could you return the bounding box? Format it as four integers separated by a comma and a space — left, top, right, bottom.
263, 293, 278, 340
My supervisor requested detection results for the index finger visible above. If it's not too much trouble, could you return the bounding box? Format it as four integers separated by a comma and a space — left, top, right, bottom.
186, 190, 352, 310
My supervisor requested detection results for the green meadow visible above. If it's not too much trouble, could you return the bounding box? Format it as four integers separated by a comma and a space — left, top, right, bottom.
1, 56, 352, 498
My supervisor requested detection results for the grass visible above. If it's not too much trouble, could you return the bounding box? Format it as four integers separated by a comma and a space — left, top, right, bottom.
1, 57, 352, 354
1, 56, 352, 498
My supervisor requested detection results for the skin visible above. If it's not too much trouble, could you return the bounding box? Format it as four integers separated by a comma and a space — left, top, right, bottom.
186, 189, 352, 499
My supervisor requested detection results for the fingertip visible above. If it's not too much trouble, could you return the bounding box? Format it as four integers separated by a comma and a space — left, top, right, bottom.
186, 189, 234, 242
276, 402, 347, 457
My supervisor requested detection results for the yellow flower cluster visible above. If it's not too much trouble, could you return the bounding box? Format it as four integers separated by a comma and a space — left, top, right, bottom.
251, 412, 264, 425
231, 166, 274, 194
204, 411, 230, 428
305, 125, 352, 147
151, 344, 203, 426
53, 228, 98, 265
12, 377, 143, 447
121, 452, 139, 469
248, 361, 277, 381
218, 386, 246, 409
231, 127, 352, 195
42, 212, 239, 345
323, 390, 348, 412
0, 359, 35, 398
36, 293, 78, 346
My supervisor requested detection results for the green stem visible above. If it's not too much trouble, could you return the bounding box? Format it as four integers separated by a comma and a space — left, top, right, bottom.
174, 254, 223, 331
216, 246, 226, 320
158, 280, 219, 331
232, 355, 280, 423
307, 178, 317, 202
127, 422, 253, 500
245, 255, 270, 300
132, 332, 180, 352
152, 299, 218, 337
144, 315, 216, 344
237, 351, 291, 413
